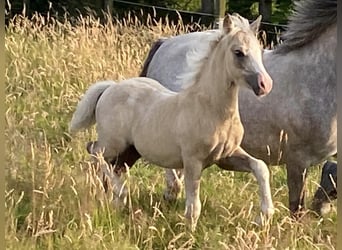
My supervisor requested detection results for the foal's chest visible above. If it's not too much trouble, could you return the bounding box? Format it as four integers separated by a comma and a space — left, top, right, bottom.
208, 118, 244, 161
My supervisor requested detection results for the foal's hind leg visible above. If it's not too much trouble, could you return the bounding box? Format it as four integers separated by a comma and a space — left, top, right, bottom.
164, 169, 184, 201
86, 141, 129, 208
110, 145, 141, 172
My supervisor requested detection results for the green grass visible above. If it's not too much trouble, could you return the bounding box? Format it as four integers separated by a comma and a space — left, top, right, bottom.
5, 13, 336, 249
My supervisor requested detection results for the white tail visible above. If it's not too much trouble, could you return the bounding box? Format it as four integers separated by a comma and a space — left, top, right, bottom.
69, 81, 114, 134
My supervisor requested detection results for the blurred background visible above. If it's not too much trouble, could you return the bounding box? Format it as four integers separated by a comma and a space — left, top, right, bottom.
5, 0, 294, 45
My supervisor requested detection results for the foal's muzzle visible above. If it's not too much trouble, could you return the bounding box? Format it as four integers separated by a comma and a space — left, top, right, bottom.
246, 72, 273, 96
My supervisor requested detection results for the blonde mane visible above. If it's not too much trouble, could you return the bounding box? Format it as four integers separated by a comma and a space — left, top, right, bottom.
178, 13, 252, 90
178, 31, 222, 90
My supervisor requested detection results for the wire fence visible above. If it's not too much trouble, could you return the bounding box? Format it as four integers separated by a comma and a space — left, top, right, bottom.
114, 0, 217, 17
5, 0, 287, 40
113, 0, 287, 31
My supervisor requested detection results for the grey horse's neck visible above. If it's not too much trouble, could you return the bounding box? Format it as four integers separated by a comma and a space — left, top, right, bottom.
270, 24, 336, 92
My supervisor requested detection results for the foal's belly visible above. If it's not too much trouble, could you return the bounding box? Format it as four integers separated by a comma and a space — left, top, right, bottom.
134, 140, 183, 169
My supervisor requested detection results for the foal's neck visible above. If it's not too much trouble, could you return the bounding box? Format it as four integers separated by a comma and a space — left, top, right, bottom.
182, 42, 240, 119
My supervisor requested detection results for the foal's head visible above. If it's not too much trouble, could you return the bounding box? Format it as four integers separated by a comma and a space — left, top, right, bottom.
219, 13, 273, 96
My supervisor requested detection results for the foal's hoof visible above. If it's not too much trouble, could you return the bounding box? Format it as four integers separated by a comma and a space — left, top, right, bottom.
86, 141, 97, 154
265, 206, 275, 217
112, 191, 128, 210
163, 184, 182, 202
187, 221, 198, 232
255, 207, 274, 226
255, 214, 272, 226
163, 186, 182, 202
184, 216, 199, 232
261, 204, 275, 217
113, 197, 127, 209
163, 179, 182, 202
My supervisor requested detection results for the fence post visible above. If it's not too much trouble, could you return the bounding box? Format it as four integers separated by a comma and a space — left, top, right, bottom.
214, 0, 226, 28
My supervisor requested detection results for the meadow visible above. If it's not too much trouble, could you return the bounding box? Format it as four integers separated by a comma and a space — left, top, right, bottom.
5, 13, 336, 249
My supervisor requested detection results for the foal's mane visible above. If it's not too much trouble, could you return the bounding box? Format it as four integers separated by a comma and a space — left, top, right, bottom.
275, 0, 336, 54
178, 33, 222, 90
179, 14, 250, 90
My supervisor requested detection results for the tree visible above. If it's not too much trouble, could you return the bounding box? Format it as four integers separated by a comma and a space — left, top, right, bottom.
259, 0, 272, 22
201, 0, 214, 13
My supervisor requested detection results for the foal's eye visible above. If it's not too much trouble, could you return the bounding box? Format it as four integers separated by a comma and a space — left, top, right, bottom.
234, 50, 245, 58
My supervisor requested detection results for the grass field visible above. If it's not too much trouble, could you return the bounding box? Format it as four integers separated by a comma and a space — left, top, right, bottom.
5, 13, 336, 249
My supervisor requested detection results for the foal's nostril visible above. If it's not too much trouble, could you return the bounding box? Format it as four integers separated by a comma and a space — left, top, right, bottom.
250, 73, 272, 96
258, 74, 266, 92
260, 80, 265, 90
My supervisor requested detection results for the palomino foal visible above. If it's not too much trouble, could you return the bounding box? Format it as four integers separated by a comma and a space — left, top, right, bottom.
70, 14, 274, 230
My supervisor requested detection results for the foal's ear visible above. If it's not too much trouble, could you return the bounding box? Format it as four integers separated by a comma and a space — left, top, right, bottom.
222, 14, 234, 34
250, 15, 262, 34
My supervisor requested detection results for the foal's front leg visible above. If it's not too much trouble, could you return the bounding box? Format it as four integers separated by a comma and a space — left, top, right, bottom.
230, 147, 274, 219
163, 154, 253, 201
183, 158, 203, 231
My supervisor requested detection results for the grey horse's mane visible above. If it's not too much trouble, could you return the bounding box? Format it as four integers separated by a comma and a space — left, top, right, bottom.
275, 0, 336, 54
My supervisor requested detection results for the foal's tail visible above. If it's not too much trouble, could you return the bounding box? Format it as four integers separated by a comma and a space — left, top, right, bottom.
69, 81, 114, 134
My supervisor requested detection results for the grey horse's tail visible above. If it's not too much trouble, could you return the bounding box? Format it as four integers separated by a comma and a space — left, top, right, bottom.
69, 81, 114, 134
139, 38, 167, 77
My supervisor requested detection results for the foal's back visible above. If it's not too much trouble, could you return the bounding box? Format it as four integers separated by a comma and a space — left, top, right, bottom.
98, 77, 174, 110
95, 77, 175, 147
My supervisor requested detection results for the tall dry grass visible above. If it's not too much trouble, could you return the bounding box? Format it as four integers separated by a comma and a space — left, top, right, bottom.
5, 13, 336, 249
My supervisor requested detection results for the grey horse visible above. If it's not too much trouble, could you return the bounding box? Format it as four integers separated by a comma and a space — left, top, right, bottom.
109, 0, 337, 216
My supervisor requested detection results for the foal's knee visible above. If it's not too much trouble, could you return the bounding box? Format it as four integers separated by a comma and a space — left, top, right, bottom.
251, 159, 270, 180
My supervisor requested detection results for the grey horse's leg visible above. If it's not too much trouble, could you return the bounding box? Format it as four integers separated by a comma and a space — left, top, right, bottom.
312, 161, 337, 215
285, 159, 308, 216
